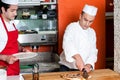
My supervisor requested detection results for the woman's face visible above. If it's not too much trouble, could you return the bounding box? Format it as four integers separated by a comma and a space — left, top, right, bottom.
79, 12, 95, 30
2, 5, 18, 22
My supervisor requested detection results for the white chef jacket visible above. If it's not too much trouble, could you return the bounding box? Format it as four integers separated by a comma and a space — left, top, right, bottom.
59, 21, 98, 69
0, 17, 16, 52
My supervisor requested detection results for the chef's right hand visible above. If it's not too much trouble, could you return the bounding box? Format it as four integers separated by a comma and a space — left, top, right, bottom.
4, 55, 18, 64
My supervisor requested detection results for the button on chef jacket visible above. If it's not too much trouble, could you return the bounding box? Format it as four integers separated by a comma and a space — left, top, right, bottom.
59, 21, 98, 69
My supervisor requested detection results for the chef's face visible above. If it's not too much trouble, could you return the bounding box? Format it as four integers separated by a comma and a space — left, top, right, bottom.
2, 5, 18, 22
79, 12, 95, 30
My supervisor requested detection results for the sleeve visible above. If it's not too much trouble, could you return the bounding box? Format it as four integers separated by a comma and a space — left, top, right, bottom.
62, 24, 79, 62
0, 22, 8, 53
85, 29, 98, 69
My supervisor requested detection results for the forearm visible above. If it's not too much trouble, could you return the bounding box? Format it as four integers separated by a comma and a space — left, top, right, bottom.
72, 54, 84, 71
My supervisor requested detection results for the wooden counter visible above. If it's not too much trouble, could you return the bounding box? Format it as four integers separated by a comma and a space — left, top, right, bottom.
23, 69, 120, 80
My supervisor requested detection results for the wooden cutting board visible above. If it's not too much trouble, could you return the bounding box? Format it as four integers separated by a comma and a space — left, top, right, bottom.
88, 69, 120, 80
23, 69, 120, 80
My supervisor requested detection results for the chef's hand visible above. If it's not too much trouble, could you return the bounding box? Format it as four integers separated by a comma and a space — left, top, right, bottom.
84, 64, 93, 72
73, 54, 84, 71
4, 55, 18, 64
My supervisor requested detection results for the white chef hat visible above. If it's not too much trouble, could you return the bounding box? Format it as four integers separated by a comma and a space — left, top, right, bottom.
1, 0, 18, 5
82, 4, 98, 16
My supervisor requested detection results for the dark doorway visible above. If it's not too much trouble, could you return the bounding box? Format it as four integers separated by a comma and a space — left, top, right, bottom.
105, 0, 114, 70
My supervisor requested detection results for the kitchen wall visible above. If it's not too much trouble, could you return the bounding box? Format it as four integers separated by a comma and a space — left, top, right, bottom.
57, 0, 106, 69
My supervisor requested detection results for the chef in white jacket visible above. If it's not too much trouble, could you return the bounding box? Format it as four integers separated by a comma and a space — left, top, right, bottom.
59, 4, 98, 72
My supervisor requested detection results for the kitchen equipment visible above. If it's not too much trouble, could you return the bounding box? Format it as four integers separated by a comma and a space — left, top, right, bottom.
19, 30, 38, 34
82, 68, 89, 79
34, 28, 39, 31
18, 31, 57, 46
30, 14, 38, 19
22, 15, 30, 19
47, 10, 56, 19
37, 10, 43, 18
42, 14, 47, 19
22, 9, 30, 19
48, 20, 53, 30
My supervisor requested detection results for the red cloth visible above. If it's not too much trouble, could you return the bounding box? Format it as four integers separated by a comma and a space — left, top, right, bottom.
0, 15, 20, 76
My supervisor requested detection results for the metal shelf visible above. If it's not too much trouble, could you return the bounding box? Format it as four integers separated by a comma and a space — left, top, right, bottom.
18, 1, 56, 6
18, 2, 40, 6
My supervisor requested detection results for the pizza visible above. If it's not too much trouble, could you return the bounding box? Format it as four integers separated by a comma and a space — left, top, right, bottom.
60, 73, 86, 80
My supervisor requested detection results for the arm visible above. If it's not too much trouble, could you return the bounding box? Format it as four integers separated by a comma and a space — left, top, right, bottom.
85, 29, 98, 72
72, 54, 84, 71
0, 24, 8, 52
63, 24, 80, 62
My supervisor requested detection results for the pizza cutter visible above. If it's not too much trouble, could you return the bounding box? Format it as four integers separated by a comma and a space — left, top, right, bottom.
82, 68, 89, 79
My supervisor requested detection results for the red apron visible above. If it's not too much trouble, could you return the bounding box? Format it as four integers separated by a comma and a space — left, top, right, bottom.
0, 15, 20, 76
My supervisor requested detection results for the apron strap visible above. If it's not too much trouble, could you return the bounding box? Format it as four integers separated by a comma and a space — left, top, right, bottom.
0, 14, 8, 33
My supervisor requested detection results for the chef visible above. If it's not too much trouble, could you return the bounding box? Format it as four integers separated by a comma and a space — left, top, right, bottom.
0, 0, 21, 76
59, 4, 98, 72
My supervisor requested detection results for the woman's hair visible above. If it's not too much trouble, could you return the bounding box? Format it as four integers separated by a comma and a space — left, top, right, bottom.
0, 1, 10, 13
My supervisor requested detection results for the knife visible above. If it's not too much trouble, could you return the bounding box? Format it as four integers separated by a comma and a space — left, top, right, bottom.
82, 68, 89, 79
